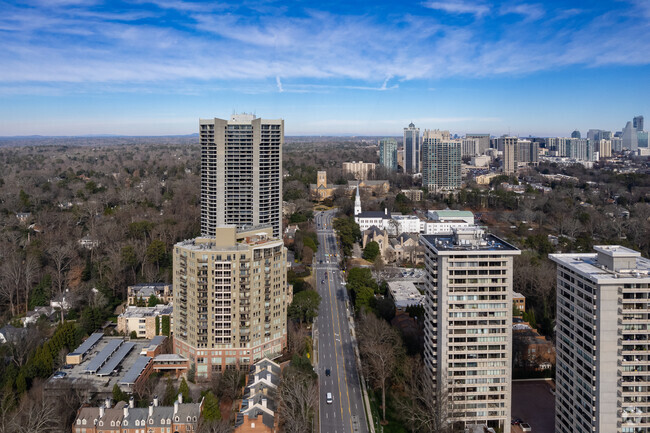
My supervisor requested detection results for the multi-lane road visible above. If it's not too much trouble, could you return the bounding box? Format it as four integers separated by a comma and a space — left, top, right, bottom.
314, 210, 369, 433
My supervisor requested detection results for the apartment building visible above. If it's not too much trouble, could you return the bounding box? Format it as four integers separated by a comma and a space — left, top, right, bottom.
199, 114, 283, 238
342, 161, 376, 180
72, 396, 201, 433
499, 137, 518, 174
420, 227, 520, 433
422, 135, 461, 192
127, 283, 172, 305
173, 226, 288, 379
379, 138, 398, 171
550, 245, 650, 433
117, 305, 172, 339
404, 123, 421, 173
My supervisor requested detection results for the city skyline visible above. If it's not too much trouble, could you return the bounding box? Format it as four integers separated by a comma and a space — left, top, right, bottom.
0, 0, 649, 136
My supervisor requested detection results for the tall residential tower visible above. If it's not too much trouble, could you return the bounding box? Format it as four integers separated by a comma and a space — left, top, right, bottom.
550, 246, 650, 433
422, 129, 461, 192
420, 227, 520, 432
404, 122, 421, 174
199, 114, 283, 238
379, 138, 398, 171
173, 226, 289, 379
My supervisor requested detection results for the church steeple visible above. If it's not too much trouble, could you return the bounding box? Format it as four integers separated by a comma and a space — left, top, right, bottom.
354, 185, 362, 216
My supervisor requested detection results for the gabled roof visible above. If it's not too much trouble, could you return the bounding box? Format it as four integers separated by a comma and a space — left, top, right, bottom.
122, 407, 148, 427
364, 226, 385, 237
396, 233, 418, 243
357, 211, 391, 219
148, 406, 174, 427
174, 402, 202, 424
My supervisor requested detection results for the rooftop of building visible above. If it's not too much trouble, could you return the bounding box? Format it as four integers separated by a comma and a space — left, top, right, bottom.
387, 281, 424, 308
421, 227, 519, 253
356, 210, 391, 219
176, 226, 282, 252
129, 283, 170, 289
427, 209, 474, 218
549, 245, 650, 283
50, 337, 160, 393
120, 305, 173, 318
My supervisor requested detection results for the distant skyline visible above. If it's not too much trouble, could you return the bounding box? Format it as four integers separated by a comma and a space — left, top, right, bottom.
0, 0, 649, 136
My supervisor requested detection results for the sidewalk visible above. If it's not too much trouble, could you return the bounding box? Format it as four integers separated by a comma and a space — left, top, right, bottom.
346, 300, 376, 433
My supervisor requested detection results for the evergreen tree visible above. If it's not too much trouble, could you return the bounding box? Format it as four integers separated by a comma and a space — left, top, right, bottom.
163, 378, 176, 406
161, 316, 170, 336
202, 391, 221, 421
112, 384, 128, 403
15, 373, 27, 395
178, 377, 192, 403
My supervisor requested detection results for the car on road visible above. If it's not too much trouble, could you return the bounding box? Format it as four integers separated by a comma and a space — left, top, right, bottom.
326, 392, 333, 404
52, 372, 67, 379
520, 423, 532, 432
321, 279, 325, 284
325, 368, 330, 376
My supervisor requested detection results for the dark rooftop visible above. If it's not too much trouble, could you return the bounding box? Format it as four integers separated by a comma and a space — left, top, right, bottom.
421, 231, 519, 252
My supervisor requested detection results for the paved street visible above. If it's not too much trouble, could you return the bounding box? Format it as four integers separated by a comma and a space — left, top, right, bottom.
315, 210, 369, 433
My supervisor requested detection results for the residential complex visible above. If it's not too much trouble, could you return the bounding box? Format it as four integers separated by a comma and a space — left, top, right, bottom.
379, 138, 398, 171
404, 122, 421, 173
235, 358, 281, 433
342, 161, 376, 180
173, 226, 289, 379
422, 131, 461, 192
466, 133, 490, 155
498, 136, 518, 174
72, 395, 201, 433
199, 114, 283, 238
420, 227, 520, 433
117, 304, 172, 339
550, 245, 650, 433
127, 283, 172, 305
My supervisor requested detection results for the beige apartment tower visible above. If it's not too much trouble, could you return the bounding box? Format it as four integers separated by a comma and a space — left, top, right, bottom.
173, 226, 289, 379
199, 114, 283, 238
550, 246, 650, 433
499, 136, 518, 174
420, 227, 520, 433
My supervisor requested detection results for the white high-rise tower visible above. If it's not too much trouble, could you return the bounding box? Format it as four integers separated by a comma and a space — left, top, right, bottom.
199, 114, 283, 238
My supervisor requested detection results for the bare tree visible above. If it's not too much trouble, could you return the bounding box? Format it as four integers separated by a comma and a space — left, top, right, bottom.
9, 386, 58, 433
212, 369, 243, 404
8, 327, 42, 368
278, 370, 318, 433
197, 419, 233, 433
394, 356, 452, 433
49, 244, 74, 322
286, 321, 309, 357
0, 253, 23, 317
23, 255, 39, 314
357, 312, 402, 423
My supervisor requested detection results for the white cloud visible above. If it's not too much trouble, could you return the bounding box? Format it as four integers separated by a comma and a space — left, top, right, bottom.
0, 0, 649, 91
422, 1, 490, 17
500, 3, 545, 21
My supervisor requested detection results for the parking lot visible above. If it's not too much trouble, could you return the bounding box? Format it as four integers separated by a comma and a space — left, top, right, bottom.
47, 337, 153, 393
511, 380, 555, 433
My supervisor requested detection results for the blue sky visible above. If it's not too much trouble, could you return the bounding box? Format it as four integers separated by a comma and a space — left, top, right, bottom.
0, 0, 649, 137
